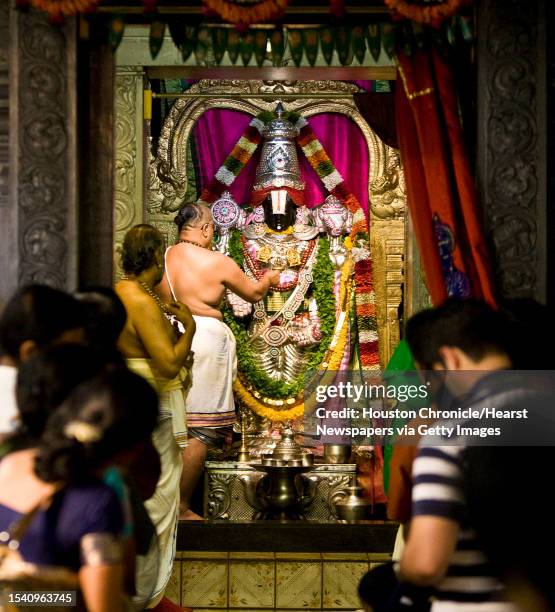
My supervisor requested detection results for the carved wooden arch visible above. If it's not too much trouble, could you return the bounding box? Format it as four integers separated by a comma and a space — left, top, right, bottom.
147, 79, 406, 366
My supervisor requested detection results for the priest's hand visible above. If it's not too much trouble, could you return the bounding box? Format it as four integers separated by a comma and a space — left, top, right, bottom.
167, 301, 194, 327
264, 269, 281, 286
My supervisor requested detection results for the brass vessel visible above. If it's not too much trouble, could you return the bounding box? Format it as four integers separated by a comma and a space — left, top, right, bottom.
333, 484, 372, 522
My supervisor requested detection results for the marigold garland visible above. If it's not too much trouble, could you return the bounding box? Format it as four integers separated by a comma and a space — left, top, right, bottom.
383, 0, 472, 27
233, 378, 305, 423
29, 0, 99, 21
323, 257, 353, 370
202, 0, 290, 26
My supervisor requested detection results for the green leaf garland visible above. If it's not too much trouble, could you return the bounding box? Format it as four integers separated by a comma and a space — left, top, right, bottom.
223, 230, 336, 400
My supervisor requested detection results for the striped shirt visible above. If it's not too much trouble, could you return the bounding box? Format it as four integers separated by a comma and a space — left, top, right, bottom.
412, 443, 508, 605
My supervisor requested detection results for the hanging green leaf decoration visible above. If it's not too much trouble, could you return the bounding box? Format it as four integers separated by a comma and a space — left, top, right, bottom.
319, 27, 335, 65
195, 26, 210, 64
254, 30, 268, 67
168, 20, 184, 51
181, 26, 198, 63
302, 29, 319, 67
336, 26, 353, 66
108, 15, 125, 52
352, 25, 366, 65
149, 20, 165, 60
227, 28, 241, 64
240, 31, 254, 66
287, 29, 304, 67
270, 28, 285, 66
366, 23, 381, 63
211, 27, 228, 65
381, 22, 395, 59
458, 14, 474, 43
446, 17, 457, 46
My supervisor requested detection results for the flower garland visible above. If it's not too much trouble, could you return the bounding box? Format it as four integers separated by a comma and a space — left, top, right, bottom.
223, 233, 336, 400
383, 0, 472, 27
230, 244, 354, 423
26, 0, 99, 21
198, 115, 266, 206
234, 377, 305, 423
202, 0, 290, 26
292, 112, 368, 241
323, 256, 354, 370
199, 109, 380, 371
292, 114, 380, 370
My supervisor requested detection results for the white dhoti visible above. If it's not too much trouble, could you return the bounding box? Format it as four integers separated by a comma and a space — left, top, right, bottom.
186, 315, 237, 429
126, 358, 189, 609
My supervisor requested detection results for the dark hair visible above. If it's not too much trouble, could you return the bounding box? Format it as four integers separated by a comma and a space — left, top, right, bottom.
16, 344, 108, 442
498, 298, 555, 369
35, 368, 159, 483
359, 562, 433, 611
463, 446, 555, 609
121, 224, 164, 276
358, 563, 399, 611
405, 307, 441, 369
74, 286, 127, 358
405, 298, 510, 366
174, 203, 208, 232
0, 285, 85, 362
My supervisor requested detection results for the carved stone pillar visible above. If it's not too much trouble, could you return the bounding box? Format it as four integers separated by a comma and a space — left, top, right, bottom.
476, 0, 547, 301
3, 7, 78, 300
0, 0, 13, 301
114, 67, 145, 280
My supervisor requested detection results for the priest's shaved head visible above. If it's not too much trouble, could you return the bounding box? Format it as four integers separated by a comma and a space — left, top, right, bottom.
174, 202, 212, 232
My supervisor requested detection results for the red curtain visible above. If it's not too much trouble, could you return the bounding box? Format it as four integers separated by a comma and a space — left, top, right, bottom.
193, 109, 370, 216
396, 49, 497, 306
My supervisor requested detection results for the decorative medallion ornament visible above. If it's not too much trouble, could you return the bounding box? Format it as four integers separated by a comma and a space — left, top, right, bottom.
286, 247, 301, 267
253, 205, 265, 224
211, 191, 242, 229
202, 0, 290, 26
257, 246, 272, 263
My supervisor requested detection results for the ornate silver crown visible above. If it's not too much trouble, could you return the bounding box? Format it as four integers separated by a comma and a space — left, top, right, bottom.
253, 103, 304, 193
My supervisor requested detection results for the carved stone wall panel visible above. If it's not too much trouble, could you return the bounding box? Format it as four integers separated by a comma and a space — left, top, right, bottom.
477, 0, 546, 301
114, 67, 145, 279
0, 0, 7, 210
0, 0, 13, 301
5, 8, 78, 295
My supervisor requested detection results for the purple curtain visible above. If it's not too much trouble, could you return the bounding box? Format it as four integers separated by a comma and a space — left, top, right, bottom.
193, 108, 370, 216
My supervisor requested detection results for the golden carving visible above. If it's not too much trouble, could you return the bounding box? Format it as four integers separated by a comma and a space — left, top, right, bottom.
286, 247, 301, 267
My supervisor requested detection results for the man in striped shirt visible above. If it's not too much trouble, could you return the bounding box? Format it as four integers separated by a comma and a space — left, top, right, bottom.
399, 299, 517, 611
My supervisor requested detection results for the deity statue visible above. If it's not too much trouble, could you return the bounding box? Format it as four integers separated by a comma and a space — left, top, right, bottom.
210, 104, 356, 437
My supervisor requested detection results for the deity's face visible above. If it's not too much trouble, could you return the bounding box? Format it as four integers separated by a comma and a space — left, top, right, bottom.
263, 190, 296, 232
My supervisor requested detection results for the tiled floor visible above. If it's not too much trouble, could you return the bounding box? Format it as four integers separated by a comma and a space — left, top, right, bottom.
166, 551, 391, 610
